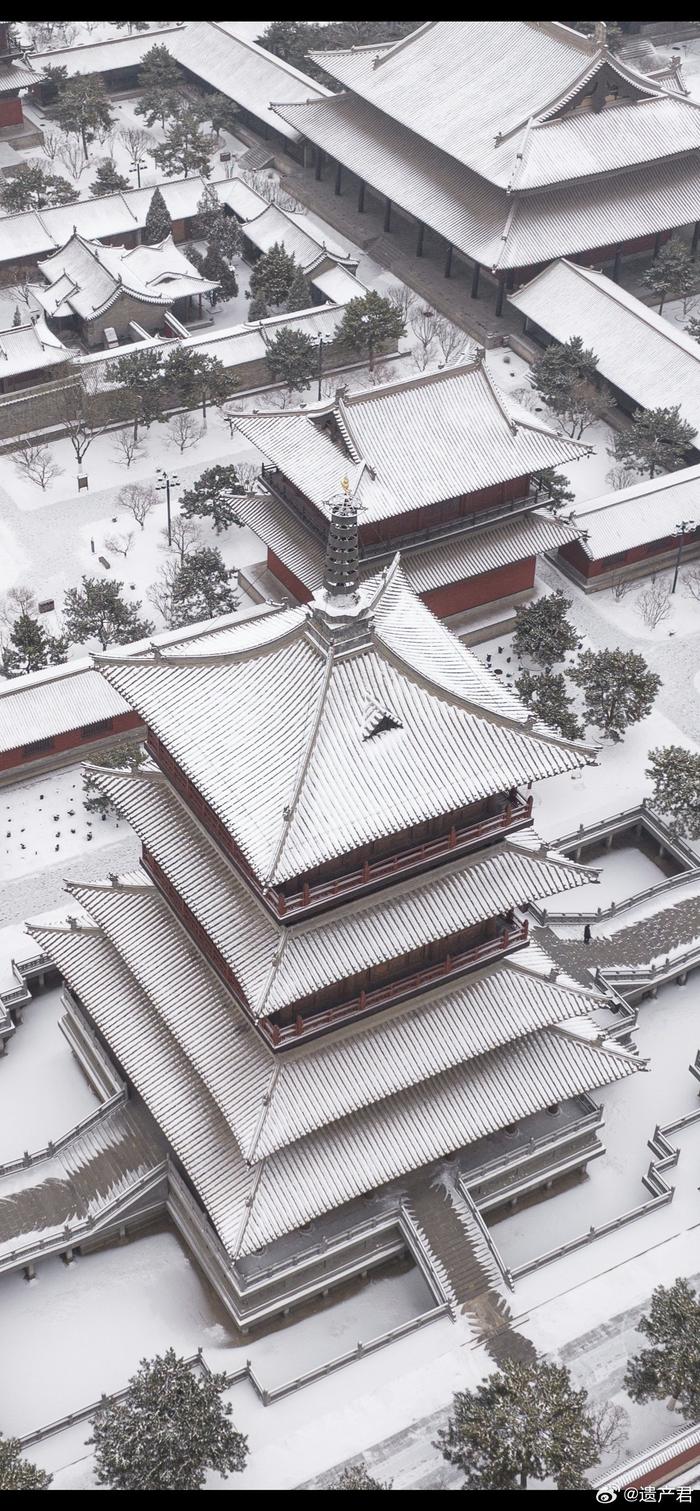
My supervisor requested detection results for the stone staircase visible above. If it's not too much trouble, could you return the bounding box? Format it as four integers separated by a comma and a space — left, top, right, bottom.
0, 1099, 167, 1274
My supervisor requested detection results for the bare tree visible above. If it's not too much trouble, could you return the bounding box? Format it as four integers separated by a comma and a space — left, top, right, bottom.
119, 126, 153, 173
118, 481, 157, 530
160, 512, 201, 566
559, 380, 613, 440
112, 429, 145, 470
13, 439, 63, 491
5, 270, 34, 309
410, 305, 437, 369
233, 461, 259, 494
605, 463, 637, 492
42, 128, 66, 164
104, 530, 135, 558
591, 1402, 629, 1461
149, 557, 180, 627
386, 284, 415, 323
169, 412, 205, 453
59, 368, 111, 468
239, 168, 301, 212
57, 136, 88, 180
432, 313, 469, 366
0, 583, 37, 627
610, 570, 633, 602
682, 566, 700, 601
637, 581, 672, 629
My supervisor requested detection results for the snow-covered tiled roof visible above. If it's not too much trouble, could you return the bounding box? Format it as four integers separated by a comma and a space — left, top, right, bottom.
0, 665, 129, 754
30, 899, 639, 1259
0, 316, 69, 378
572, 463, 700, 559
88, 764, 596, 1017
95, 560, 593, 887
36, 232, 217, 320
241, 201, 353, 270
307, 22, 689, 187
510, 259, 700, 441
31, 25, 184, 76
235, 360, 586, 525
169, 21, 328, 143
274, 91, 700, 273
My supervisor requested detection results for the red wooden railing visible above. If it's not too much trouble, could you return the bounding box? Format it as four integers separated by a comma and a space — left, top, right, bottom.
263, 919, 529, 1048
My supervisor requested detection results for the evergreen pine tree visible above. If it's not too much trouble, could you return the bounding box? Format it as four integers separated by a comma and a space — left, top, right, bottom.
88, 1349, 248, 1490
264, 326, 317, 393
135, 44, 183, 129
624, 1279, 700, 1419
169, 546, 240, 626
646, 745, 700, 839
179, 465, 243, 534
248, 242, 298, 309
12, 305, 21, 328
1, 612, 68, 678
436, 1359, 600, 1490
0, 1432, 51, 1490
82, 741, 147, 815
612, 405, 697, 478
329, 1463, 393, 1490
337, 290, 406, 369
63, 577, 154, 652
515, 669, 583, 741
144, 186, 171, 244
641, 238, 696, 315
570, 648, 661, 740
201, 245, 238, 305
513, 590, 578, 669
286, 264, 313, 312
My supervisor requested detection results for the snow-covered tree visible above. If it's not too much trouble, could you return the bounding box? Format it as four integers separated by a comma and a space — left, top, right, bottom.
531, 336, 598, 422
641, 238, 695, 315
88, 1349, 248, 1490
179, 465, 243, 534
82, 741, 147, 815
112, 348, 165, 441
1, 612, 68, 678
118, 482, 158, 530
570, 648, 660, 740
286, 265, 313, 313
152, 109, 213, 180
63, 577, 154, 652
329, 1463, 393, 1490
201, 245, 238, 305
193, 183, 241, 262
135, 45, 183, 130
143, 187, 171, 244
248, 241, 298, 310
46, 74, 114, 161
163, 348, 231, 419
624, 1279, 700, 1419
513, 590, 578, 668
611, 405, 696, 479
436, 1359, 600, 1490
0, 1431, 51, 1490
91, 160, 130, 196
168, 547, 239, 627
0, 162, 77, 212
515, 669, 583, 741
339, 290, 406, 370
264, 327, 317, 393
646, 745, 700, 839
533, 467, 576, 513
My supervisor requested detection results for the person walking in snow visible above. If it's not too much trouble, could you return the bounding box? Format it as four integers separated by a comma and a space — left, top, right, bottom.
583, 923, 592, 945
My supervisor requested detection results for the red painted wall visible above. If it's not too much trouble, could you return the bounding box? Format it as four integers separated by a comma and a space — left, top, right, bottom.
421, 558, 534, 617
0, 709, 141, 773
559, 526, 700, 580
267, 548, 313, 602
0, 96, 23, 127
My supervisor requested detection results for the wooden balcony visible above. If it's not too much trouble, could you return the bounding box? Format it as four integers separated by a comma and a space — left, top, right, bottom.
263, 919, 529, 1049
279, 795, 533, 918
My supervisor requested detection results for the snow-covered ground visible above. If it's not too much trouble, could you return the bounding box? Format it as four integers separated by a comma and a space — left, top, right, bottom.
540, 845, 665, 917
0, 765, 128, 883
490, 975, 700, 1268
0, 983, 97, 1160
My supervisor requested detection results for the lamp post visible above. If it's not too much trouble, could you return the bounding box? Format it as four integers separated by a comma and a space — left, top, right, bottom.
156, 467, 180, 548
361, 312, 375, 373
672, 518, 696, 594
130, 157, 147, 190
317, 331, 330, 401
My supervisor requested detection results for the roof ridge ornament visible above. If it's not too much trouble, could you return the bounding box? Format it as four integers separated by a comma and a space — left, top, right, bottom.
594, 20, 607, 50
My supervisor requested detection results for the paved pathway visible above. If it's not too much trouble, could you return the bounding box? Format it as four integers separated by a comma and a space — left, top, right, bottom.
537, 892, 700, 986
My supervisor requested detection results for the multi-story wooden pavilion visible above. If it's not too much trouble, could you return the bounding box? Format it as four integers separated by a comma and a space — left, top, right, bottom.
30, 517, 641, 1321
234, 356, 585, 623
271, 21, 700, 314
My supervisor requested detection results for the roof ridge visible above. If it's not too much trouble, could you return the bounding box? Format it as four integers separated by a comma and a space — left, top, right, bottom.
267, 644, 336, 886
